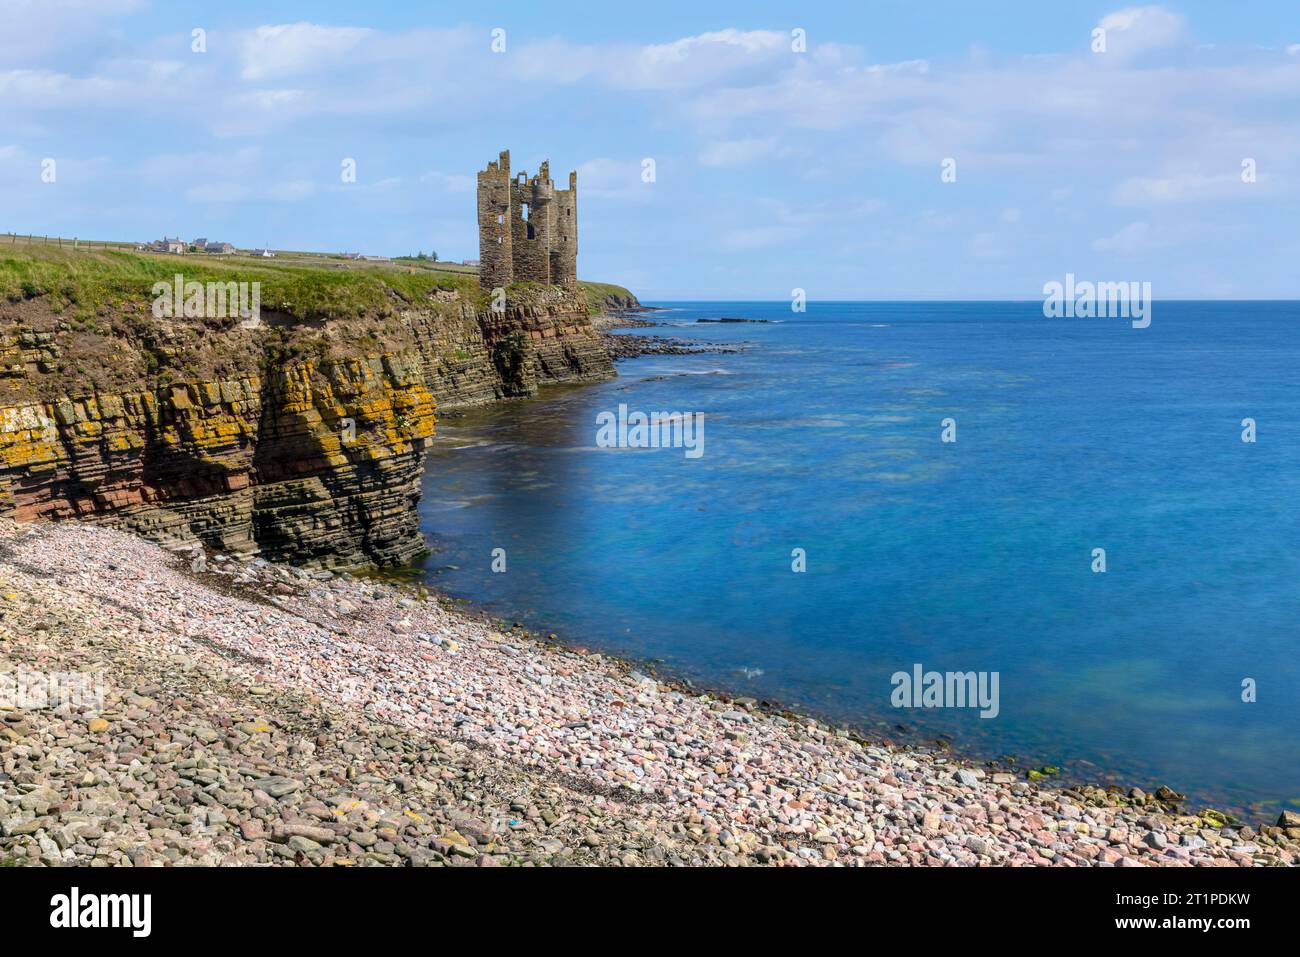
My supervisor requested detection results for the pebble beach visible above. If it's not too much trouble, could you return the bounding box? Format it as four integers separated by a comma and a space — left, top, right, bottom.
1, 521, 1296, 867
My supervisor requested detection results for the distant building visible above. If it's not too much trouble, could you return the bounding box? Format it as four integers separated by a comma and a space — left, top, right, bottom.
462, 259, 480, 266
141, 236, 234, 254
142, 236, 188, 252
251, 248, 276, 258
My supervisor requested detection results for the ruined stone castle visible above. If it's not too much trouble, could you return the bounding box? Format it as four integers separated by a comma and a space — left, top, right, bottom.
477, 150, 577, 291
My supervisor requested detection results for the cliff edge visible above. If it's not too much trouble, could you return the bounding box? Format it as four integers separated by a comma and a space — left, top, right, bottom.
0, 245, 627, 567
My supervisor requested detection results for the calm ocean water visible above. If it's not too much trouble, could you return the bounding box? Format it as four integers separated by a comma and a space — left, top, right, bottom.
412, 301, 1300, 816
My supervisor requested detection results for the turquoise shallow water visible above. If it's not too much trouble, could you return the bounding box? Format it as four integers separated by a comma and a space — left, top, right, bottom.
411, 301, 1300, 817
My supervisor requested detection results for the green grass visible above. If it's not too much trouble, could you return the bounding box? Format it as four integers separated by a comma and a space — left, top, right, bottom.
0, 240, 636, 323
0, 242, 480, 323
578, 280, 639, 315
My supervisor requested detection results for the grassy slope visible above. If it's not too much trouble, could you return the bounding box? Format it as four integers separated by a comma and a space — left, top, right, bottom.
579, 280, 641, 314
0, 245, 479, 323
0, 244, 637, 322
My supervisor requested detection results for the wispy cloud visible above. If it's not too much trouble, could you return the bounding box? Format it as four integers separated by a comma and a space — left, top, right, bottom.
239, 23, 373, 81
2, 4, 1298, 296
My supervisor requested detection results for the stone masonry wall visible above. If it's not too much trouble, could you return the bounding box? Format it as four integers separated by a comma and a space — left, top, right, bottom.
476, 150, 513, 292
478, 151, 578, 290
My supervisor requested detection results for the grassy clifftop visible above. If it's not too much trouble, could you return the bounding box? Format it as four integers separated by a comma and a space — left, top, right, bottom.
0, 244, 480, 324
0, 243, 638, 323
579, 280, 642, 315
0, 244, 632, 403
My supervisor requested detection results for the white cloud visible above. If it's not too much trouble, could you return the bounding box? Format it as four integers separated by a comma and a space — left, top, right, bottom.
1113, 170, 1269, 204
5, 6, 1300, 295
626, 29, 790, 89
1096, 6, 1189, 62
698, 137, 778, 167
513, 29, 802, 92
0, 69, 78, 98
238, 89, 307, 111
1092, 221, 1154, 253
574, 158, 655, 203
0, 0, 144, 66
240, 23, 373, 81
419, 171, 474, 194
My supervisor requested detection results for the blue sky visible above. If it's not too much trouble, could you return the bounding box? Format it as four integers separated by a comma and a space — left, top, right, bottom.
2, 0, 1299, 299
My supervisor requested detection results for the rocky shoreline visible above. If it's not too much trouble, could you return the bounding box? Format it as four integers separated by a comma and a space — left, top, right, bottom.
593, 310, 745, 361
3, 520, 1296, 867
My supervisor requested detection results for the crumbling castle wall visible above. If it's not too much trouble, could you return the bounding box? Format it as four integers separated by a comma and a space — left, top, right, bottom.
476, 150, 513, 292
478, 151, 578, 289
551, 171, 578, 287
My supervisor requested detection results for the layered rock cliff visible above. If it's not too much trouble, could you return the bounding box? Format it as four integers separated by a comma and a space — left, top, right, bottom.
0, 250, 620, 567
408, 284, 616, 408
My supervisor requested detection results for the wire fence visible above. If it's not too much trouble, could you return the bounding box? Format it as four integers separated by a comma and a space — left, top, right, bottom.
0, 233, 476, 269
2, 233, 139, 252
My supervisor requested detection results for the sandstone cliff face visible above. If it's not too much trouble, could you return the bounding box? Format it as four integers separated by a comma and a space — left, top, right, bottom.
0, 352, 436, 568
403, 285, 612, 409
0, 281, 612, 567
477, 285, 615, 398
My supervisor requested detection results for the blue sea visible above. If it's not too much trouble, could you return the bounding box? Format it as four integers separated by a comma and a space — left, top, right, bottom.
412, 301, 1300, 817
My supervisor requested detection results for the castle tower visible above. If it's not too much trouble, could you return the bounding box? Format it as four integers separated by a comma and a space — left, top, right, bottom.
477, 150, 513, 290
510, 161, 555, 283
477, 151, 578, 290
551, 170, 578, 288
